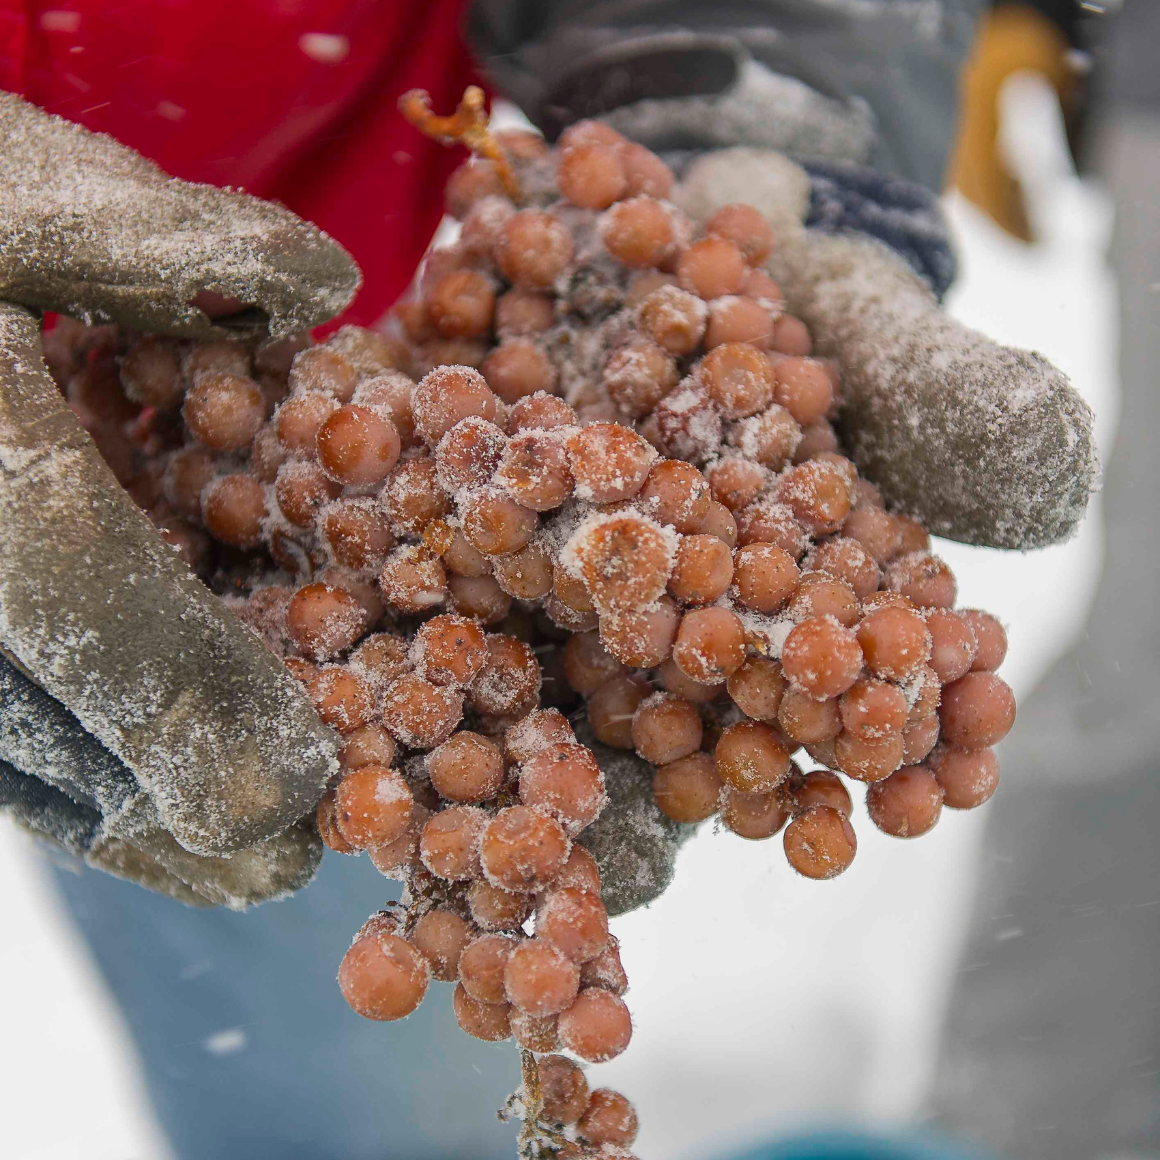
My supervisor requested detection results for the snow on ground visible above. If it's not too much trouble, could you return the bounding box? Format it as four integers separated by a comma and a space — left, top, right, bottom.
0, 80, 1119, 1160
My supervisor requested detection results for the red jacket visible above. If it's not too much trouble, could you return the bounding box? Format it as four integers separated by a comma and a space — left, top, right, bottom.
0, 1, 480, 327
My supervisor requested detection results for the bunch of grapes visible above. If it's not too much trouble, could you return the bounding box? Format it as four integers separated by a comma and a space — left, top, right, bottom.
45, 97, 1018, 1157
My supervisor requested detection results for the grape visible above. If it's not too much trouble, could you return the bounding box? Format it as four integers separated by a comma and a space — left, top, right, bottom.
544, 844, 603, 898
334, 766, 413, 849
726, 657, 787, 721
410, 908, 473, 982
537, 1054, 589, 1124
631, 694, 703, 765
201, 474, 267, 549
578, 1089, 640, 1147
886, 552, 957, 609
482, 339, 559, 404
720, 784, 790, 840
652, 753, 722, 823
504, 937, 581, 1016
672, 607, 746, 683
733, 543, 799, 613
580, 935, 628, 996
587, 674, 650, 749
276, 460, 342, 528
316, 404, 401, 486
567, 423, 657, 504
412, 615, 488, 687
183, 373, 264, 451
453, 984, 512, 1041
496, 430, 574, 511
781, 617, 863, 699
320, 497, 395, 571
938, 672, 1016, 749
960, 609, 1008, 671
668, 535, 734, 605
305, 667, 376, 733
558, 988, 632, 1062
510, 1010, 561, 1052
637, 285, 707, 355
418, 806, 486, 881
866, 767, 944, 837
381, 674, 463, 749
924, 609, 980, 683
459, 933, 518, 1004
338, 931, 429, 1021
518, 743, 606, 832
536, 887, 609, 963
427, 269, 496, 339
602, 197, 675, 268
833, 730, 905, 783
286, 582, 369, 661
783, 806, 857, 879
316, 789, 356, 854
480, 806, 570, 893
782, 769, 852, 817
508, 700, 580, 765
468, 880, 533, 932
598, 598, 680, 669
857, 606, 932, 681
677, 237, 747, 299
338, 722, 398, 770
495, 210, 573, 290
715, 720, 792, 793
697, 343, 775, 420
927, 744, 1000, 808
427, 732, 505, 803
838, 679, 909, 740
289, 346, 358, 400
558, 143, 628, 210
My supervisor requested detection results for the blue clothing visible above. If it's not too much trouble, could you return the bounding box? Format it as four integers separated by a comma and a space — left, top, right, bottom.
724, 1130, 998, 1160
802, 164, 957, 301
51, 851, 519, 1160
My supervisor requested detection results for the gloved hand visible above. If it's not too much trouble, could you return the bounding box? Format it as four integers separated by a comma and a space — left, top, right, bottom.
676, 146, 1097, 548
469, 2, 1099, 549
0, 93, 360, 907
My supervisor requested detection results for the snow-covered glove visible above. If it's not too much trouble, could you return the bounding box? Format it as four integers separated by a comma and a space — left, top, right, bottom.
677, 147, 1097, 548
0, 93, 359, 906
470, 3, 1098, 549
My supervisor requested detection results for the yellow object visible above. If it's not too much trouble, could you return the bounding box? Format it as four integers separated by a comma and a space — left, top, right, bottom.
948, 4, 1074, 241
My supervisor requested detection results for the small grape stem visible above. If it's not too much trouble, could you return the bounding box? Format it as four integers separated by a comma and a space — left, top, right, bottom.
499, 1049, 572, 1158
398, 86, 521, 202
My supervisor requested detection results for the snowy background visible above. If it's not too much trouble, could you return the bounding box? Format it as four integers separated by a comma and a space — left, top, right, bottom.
0, 79, 1120, 1160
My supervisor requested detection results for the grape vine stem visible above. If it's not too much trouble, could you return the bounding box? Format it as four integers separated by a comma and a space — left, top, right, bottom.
398, 86, 521, 201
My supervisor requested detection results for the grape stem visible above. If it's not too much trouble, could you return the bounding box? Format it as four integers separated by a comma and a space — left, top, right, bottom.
499, 1049, 571, 1158
398, 86, 522, 202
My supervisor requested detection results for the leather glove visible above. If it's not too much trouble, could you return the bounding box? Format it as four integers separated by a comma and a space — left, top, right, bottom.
0, 93, 360, 907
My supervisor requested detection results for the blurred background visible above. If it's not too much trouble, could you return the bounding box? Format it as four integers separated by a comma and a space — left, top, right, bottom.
1, 2, 1154, 1158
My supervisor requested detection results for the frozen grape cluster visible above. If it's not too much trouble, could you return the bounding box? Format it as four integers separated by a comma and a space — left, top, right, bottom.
44, 110, 1016, 1158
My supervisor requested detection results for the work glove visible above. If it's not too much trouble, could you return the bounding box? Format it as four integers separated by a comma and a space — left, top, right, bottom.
469, 7, 1099, 549
0, 93, 360, 907
676, 145, 1097, 548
